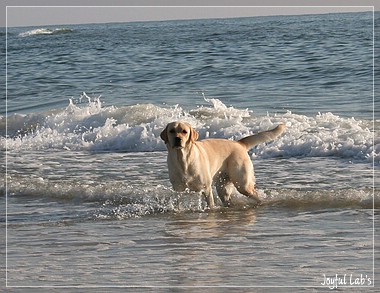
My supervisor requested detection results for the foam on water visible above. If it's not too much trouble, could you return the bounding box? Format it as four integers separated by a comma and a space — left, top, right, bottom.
2, 93, 377, 163
95, 188, 377, 220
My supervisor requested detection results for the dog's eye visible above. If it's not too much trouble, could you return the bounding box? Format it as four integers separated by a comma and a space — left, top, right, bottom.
182, 130, 188, 134
169, 129, 175, 133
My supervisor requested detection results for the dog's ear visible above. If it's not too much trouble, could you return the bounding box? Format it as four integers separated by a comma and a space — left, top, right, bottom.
189, 126, 199, 143
160, 125, 169, 144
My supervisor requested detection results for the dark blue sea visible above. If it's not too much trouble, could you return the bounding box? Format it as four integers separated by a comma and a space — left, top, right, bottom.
1, 11, 378, 291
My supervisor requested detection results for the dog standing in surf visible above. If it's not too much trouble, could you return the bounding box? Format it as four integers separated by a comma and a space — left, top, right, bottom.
160, 121, 286, 208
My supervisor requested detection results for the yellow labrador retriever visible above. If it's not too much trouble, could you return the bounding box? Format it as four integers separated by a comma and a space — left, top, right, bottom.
160, 121, 286, 209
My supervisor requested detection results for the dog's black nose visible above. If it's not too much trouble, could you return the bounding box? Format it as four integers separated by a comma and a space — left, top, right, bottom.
174, 137, 182, 147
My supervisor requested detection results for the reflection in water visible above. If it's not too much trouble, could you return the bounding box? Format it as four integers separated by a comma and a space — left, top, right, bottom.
162, 208, 258, 286
166, 208, 257, 239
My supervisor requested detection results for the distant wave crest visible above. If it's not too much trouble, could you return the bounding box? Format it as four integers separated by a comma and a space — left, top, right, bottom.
19, 28, 74, 37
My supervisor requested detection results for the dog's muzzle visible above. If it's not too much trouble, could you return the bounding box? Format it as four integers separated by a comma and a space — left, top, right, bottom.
174, 137, 182, 148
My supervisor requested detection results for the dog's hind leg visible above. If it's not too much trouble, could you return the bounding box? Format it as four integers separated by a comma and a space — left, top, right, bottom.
230, 162, 262, 205
235, 183, 261, 205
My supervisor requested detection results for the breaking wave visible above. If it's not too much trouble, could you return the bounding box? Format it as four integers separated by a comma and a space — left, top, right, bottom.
1, 93, 377, 163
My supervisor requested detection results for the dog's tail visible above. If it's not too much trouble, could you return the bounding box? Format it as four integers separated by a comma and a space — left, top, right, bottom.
238, 124, 286, 150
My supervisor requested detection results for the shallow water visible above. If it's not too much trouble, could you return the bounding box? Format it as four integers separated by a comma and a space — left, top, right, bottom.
4, 149, 377, 289
4, 199, 375, 288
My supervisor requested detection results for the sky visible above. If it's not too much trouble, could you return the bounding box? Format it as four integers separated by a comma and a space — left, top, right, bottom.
3, 4, 376, 28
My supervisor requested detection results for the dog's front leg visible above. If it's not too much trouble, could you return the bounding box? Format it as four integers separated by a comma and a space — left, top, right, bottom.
203, 187, 215, 209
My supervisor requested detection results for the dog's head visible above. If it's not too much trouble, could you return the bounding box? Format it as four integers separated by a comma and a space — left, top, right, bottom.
160, 121, 199, 149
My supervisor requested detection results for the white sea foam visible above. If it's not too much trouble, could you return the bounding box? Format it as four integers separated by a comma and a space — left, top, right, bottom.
1, 93, 378, 163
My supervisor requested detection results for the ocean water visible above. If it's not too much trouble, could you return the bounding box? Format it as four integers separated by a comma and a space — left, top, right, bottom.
1, 11, 379, 291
